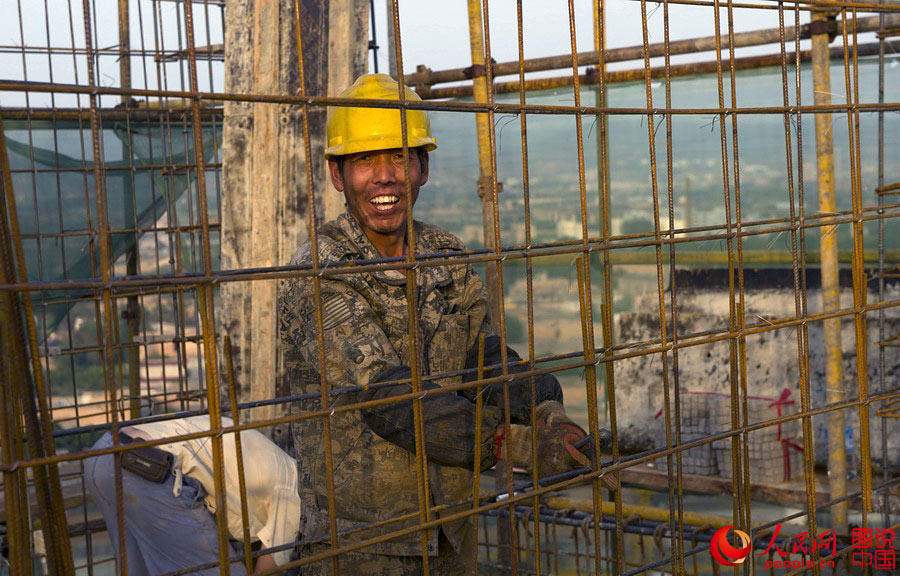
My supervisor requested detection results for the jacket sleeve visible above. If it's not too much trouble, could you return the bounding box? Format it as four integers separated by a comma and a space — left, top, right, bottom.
457, 335, 564, 425
281, 277, 501, 471
448, 260, 563, 424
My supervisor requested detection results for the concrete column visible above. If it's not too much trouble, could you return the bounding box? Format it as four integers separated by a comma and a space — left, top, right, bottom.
220, 0, 333, 428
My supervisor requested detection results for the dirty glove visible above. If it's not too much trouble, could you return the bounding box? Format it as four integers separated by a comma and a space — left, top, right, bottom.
492, 424, 534, 469
536, 402, 620, 489
492, 401, 590, 478
534, 401, 592, 477
494, 402, 619, 489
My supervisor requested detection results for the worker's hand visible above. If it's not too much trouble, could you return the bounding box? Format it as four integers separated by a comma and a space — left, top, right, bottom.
535, 402, 620, 490
493, 403, 619, 489
252, 553, 281, 575
492, 402, 590, 478
493, 424, 534, 470
533, 401, 592, 477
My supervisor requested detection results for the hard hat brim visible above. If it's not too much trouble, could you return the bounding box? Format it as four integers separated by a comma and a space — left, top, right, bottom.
324, 136, 437, 159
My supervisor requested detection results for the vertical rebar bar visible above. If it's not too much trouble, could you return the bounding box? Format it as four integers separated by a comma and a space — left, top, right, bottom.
119, 0, 142, 420
389, 3, 435, 570
0, 125, 34, 576
512, 3, 542, 574
840, 7, 873, 521
636, 0, 685, 571
591, 1, 626, 572
477, 0, 519, 572
660, 0, 689, 570
876, 0, 891, 531
472, 333, 486, 573
563, 1, 606, 573
292, 2, 342, 573
465, 2, 512, 572
182, 1, 231, 572
224, 334, 254, 573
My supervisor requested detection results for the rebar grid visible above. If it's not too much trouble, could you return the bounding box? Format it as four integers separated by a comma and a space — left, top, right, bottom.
0, 1, 897, 576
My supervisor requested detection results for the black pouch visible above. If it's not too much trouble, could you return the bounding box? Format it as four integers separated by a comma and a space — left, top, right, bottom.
119, 432, 174, 483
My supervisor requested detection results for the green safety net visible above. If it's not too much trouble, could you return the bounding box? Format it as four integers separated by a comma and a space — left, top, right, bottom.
4, 119, 220, 340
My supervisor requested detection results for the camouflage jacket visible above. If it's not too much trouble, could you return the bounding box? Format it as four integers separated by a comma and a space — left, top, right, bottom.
278, 212, 561, 557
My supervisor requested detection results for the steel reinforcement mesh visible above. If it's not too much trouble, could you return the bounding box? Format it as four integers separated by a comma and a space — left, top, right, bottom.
0, 0, 898, 575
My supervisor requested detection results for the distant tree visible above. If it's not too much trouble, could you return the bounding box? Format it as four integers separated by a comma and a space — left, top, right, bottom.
621, 217, 654, 235
503, 313, 526, 344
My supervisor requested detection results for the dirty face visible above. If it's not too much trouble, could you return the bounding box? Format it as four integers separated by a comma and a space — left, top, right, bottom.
328, 148, 429, 253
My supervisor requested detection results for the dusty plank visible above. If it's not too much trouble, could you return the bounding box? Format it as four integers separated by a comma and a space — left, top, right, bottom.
617, 461, 860, 510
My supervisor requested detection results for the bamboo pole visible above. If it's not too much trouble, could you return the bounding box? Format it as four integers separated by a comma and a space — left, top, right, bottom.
466, 0, 502, 329
811, 10, 848, 534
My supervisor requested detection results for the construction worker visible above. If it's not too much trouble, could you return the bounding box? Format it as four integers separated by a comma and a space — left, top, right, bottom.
84, 415, 300, 575
278, 73, 592, 575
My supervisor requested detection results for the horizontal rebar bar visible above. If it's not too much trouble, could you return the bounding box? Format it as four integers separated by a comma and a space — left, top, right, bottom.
0, 107, 222, 121
2, 79, 899, 117
2, 200, 899, 294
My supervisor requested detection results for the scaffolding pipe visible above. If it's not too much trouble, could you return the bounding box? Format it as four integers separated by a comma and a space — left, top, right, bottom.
811, 11, 849, 534
406, 13, 899, 87
415, 41, 892, 100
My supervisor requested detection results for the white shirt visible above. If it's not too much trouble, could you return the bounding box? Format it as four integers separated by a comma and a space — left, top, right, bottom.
125, 415, 300, 566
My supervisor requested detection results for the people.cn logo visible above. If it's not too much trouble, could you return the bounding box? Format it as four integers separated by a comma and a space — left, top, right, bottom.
710, 526, 753, 567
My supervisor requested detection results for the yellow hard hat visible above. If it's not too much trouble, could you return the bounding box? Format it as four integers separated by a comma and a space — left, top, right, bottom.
325, 73, 437, 158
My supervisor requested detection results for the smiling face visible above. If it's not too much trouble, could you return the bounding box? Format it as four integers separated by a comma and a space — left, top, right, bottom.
328, 148, 429, 257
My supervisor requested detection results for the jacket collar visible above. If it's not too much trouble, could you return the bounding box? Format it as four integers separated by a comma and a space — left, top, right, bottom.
336, 212, 451, 289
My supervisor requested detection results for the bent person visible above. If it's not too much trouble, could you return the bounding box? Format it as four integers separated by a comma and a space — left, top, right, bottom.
84, 415, 300, 575
279, 73, 598, 575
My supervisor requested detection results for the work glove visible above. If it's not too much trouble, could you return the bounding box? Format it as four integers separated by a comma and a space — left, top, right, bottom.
533, 400, 592, 477
494, 401, 618, 489
493, 401, 590, 477
535, 402, 619, 489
